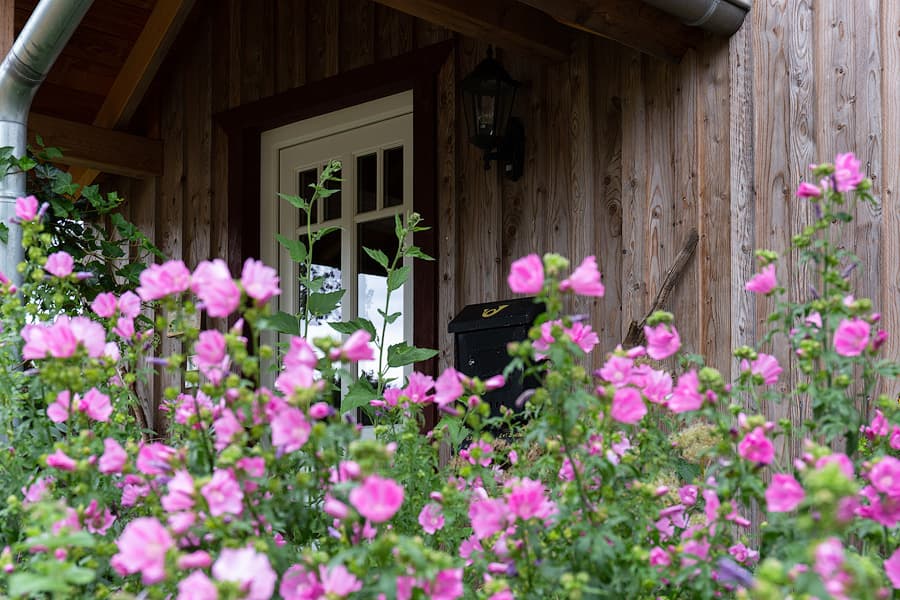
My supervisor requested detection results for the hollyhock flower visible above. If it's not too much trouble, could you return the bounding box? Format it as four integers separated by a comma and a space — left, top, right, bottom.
213, 409, 243, 451
22, 477, 52, 504
284, 336, 317, 369
91, 292, 117, 318
136, 442, 176, 475
891, 426, 900, 450
275, 365, 319, 397
834, 152, 865, 192
349, 475, 404, 523
815, 453, 855, 479
429, 568, 463, 600
99, 438, 127, 474
869, 456, 900, 498
46, 449, 77, 471
814, 537, 845, 580
162, 470, 195, 513
84, 500, 116, 535
610, 386, 646, 424
15, 195, 38, 221
192, 259, 241, 318
195, 330, 226, 368
668, 370, 702, 413
679, 485, 698, 505
403, 371, 435, 404
834, 317, 871, 357
271, 407, 311, 453
507, 477, 556, 520
280, 564, 323, 600
742, 352, 782, 385
118, 291, 141, 319
729, 542, 758, 564
112, 517, 173, 585
766, 474, 804, 512
434, 368, 464, 407
47, 391, 71, 423
212, 547, 276, 600
45, 251, 74, 277
241, 258, 280, 303
745, 263, 777, 294
113, 316, 135, 340
508, 253, 544, 294
45, 320, 77, 358
649, 546, 671, 567
319, 564, 362, 597
598, 355, 633, 386
80, 387, 112, 422
324, 495, 350, 520
177, 571, 218, 600
644, 323, 681, 360
641, 368, 673, 405
738, 427, 775, 465
136, 260, 191, 301
885, 548, 900, 589
419, 502, 445, 534
201, 469, 244, 516
20, 324, 49, 359
331, 330, 374, 362
559, 255, 605, 296
469, 498, 507, 539
796, 181, 822, 197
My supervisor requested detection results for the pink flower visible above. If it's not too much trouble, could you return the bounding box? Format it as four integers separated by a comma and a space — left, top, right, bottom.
469, 497, 507, 539
15, 195, 38, 221
418, 502, 445, 534
814, 537, 845, 580
508, 254, 544, 294
212, 547, 276, 600
644, 323, 680, 360
112, 517, 173, 585
22, 477, 52, 504
668, 370, 703, 413
738, 426, 775, 465
649, 546, 671, 567
742, 353, 782, 385
118, 291, 141, 319
69, 317, 106, 357
610, 386, 646, 424
271, 407, 311, 453
796, 181, 822, 198
201, 469, 244, 516
46, 449, 77, 471
99, 438, 127, 474
161, 470, 195, 513
114, 316, 135, 340
319, 564, 362, 597
598, 355, 632, 386
679, 485, 698, 505
80, 387, 112, 422
324, 495, 350, 520
275, 365, 319, 398
891, 426, 900, 450
195, 329, 228, 380
834, 152, 865, 192
213, 409, 243, 451
869, 456, 900, 497
745, 263, 777, 294
45, 251, 74, 277
766, 474, 804, 512
177, 571, 218, 600
284, 336, 317, 369
47, 391, 71, 423
136, 442, 176, 475
885, 547, 900, 589
349, 475, 404, 523
91, 292, 117, 318
507, 477, 555, 520
46, 321, 77, 358
334, 330, 374, 362
429, 568, 463, 600
560, 255, 605, 297
434, 368, 464, 407
84, 499, 116, 535
136, 260, 191, 301
834, 317, 870, 357
241, 258, 280, 304
192, 259, 241, 318
280, 564, 323, 599
815, 453, 855, 479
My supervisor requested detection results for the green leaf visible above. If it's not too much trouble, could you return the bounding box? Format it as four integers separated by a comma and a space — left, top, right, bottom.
377, 309, 401, 325
258, 311, 301, 336
312, 225, 341, 242
405, 246, 434, 261
387, 265, 409, 292
9, 573, 72, 597
363, 247, 390, 270
43, 146, 63, 160
307, 289, 345, 316
100, 240, 126, 259
0, 222, 8, 245
16, 156, 37, 171
342, 379, 377, 414
330, 318, 377, 339
276, 234, 308, 263
395, 213, 404, 241
63, 566, 96, 585
387, 342, 438, 368
278, 192, 309, 211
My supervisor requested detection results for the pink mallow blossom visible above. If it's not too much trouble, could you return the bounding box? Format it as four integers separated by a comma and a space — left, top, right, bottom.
766, 473, 804, 512
643, 323, 681, 360
507, 253, 544, 294
44, 251, 74, 277
668, 369, 703, 413
91, 292, 117, 318
280, 564, 323, 599
741, 352, 782, 385
428, 568, 463, 600
15, 195, 38, 221
834, 317, 871, 357
201, 469, 244, 516
796, 181, 822, 198
136, 260, 191, 301
271, 407, 311, 453
469, 497, 507, 540
177, 571, 218, 600
111, 517, 173, 585
241, 258, 280, 304
418, 502, 445, 534
212, 547, 276, 600
319, 564, 362, 597
332, 330, 374, 362
192, 259, 241, 318
434, 368, 464, 407
506, 477, 556, 520
738, 426, 775, 465
46, 449, 77, 471
99, 438, 127, 474
349, 475, 404, 523
559, 255, 605, 297
885, 547, 900, 589
610, 386, 646, 425
833, 152, 865, 192
80, 387, 112, 422
745, 263, 777, 294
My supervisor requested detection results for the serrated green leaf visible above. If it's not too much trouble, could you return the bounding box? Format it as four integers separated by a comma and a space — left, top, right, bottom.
307, 289, 345, 316
377, 309, 401, 324
387, 342, 438, 368
387, 265, 409, 292
395, 213, 404, 241
278, 193, 309, 211
405, 246, 434, 261
0, 222, 8, 245
363, 247, 390, 270
258, 311, 301, 336
330, 318, 377, 339
100, 240, 126, 259
276, 234, 308, 263
341, 379, 377, 414
312, 225, 341, 242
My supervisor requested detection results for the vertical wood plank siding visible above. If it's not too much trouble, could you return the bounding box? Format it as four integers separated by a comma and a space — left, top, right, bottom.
110, 0, 900, 438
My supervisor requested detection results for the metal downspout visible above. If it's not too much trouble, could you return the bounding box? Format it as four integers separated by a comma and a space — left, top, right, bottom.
0, 0, 94, 284
642, 0, 751, 36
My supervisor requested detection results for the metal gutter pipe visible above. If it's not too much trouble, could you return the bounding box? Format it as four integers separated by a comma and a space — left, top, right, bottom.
0, 0, 94, 284
642, 0, 751, 36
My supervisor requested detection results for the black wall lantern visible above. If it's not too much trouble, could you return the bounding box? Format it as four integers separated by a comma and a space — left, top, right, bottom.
461, 47, 524, 181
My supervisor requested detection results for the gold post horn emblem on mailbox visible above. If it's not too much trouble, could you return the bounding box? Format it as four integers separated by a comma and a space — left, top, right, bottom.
481, 304, 509, 318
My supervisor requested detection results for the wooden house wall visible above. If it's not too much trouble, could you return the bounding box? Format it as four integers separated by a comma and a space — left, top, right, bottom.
107, 0, 900, 441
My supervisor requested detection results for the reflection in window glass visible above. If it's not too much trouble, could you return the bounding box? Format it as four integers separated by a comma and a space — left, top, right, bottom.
383, 147, 403, 208
357, 153, 377, 213
298, 231, 342, 343
298, 169, 318, 224
323, 165, 342, 221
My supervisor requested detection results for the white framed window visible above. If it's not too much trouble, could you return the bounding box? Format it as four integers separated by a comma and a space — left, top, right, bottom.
260, 92, 414, 391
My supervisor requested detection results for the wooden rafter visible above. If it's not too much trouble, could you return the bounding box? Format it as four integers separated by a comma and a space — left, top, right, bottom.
69, 0, 195, 186
517, 0, 703, 62
371, 0, 573, 61
29, 113, 163, 178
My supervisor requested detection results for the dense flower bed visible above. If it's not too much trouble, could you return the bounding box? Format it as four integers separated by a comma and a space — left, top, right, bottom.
0, 152, 897, 599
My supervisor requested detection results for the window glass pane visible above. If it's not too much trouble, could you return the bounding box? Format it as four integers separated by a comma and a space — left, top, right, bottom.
298, 230, 342, 341
357, 218, 404, 385
357, 153, 377, 213
383, 146, 403, 207
298, 169, 318, 224
323, 165, 341, 221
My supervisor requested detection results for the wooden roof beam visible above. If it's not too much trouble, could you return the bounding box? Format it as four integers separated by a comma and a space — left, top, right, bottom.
517, 0, 703, 62
69, 0, 195, 187
371, 0, 573, 61
29, 113, 163, 179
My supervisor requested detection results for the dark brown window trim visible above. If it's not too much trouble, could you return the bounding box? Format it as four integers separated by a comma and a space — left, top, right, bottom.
215, 40, 454, 430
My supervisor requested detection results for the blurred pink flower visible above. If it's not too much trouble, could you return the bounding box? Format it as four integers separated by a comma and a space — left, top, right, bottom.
118, 291, 141, 319
418, 502, 445, 534
668, 370, 702, 413
136, 442, 176, 475
47, 391, 71, 423
741, 352, 782, 385
213, 409, 243, 451
560, 255, 605, 297
99, 438, 127, 474
45, 251, 74, 277
745, 263, 777, 294
434, 368, 464, 407
333, 330, 374, 362
271, 407, 311, 453
112, 517, 173, 584
80, 388, 112, 422
834, 152, 864, 192
610, 386, 646, 424
349, 475, 404, 523
212, 547, 276, 600
241, 258, 280, 304
869, 456, 900, 498
192, 259, 241, 318
280, 564, 322, 600
284, 336, 317, 369
507, 477, 556, 520
91, 292, 117, 318
201, 468, 243, 517
834, 317, 870, 357
885, 547, 900, 589
46, 449, 77, 471
15, 195, 38, 221
161, 470, 195, 513
508, 253, 544, 294
319, 564, 362, 597
643, 323, 681, 360
468, 497, 507, 540
738, 426, 775, 465
766, 474, 804, 512
796, 181, 822, 198
177, 571, 218, 600
137, 260, 191, 301
429, 568, 463, 600
84, 499, 115, 535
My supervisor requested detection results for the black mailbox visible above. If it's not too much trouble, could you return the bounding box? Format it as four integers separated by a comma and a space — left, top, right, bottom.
448, 298, 544, 418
